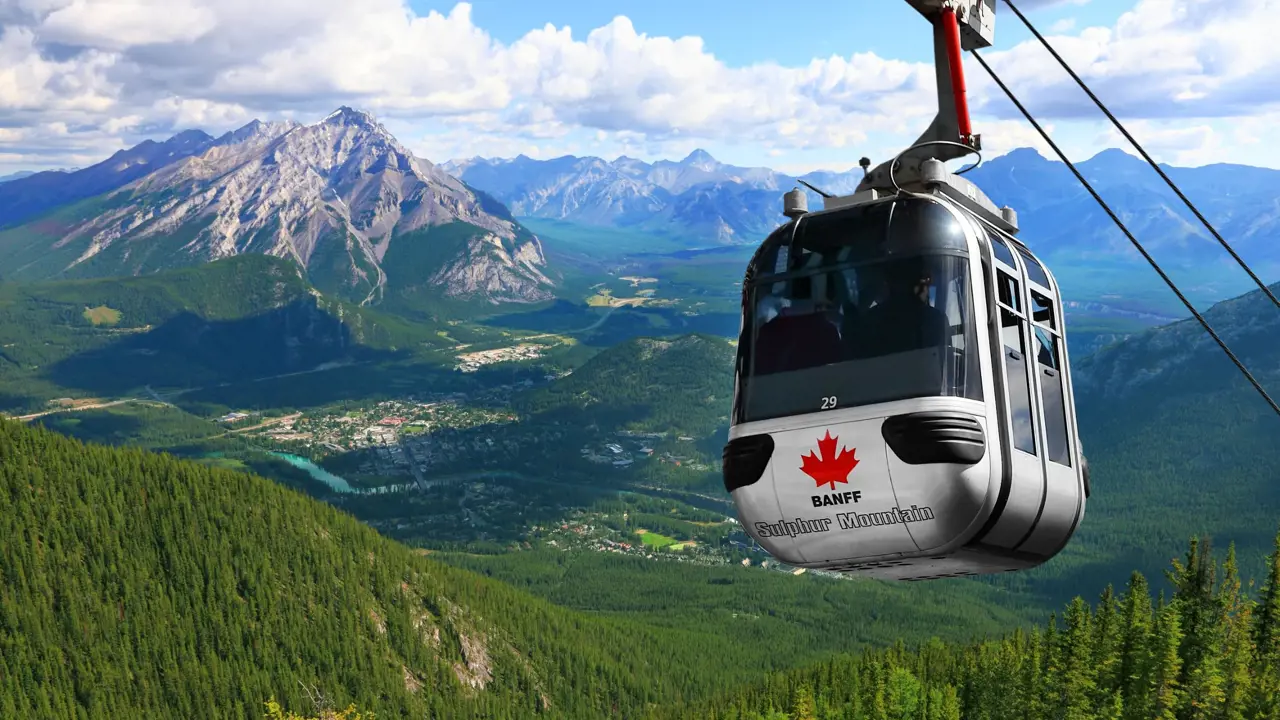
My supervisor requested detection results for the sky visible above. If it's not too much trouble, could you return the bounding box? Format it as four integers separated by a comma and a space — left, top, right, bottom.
1, 0, 1278, 176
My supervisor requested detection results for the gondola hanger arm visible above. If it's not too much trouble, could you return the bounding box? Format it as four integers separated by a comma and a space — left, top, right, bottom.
859, 0, 995, 194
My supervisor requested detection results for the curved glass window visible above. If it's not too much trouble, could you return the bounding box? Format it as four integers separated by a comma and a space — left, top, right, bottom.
988, 230, 1017, 266
1002, 308, 1036, 454
1035, 326, 1070, 466
1017, 247, 1052, 288
734, 198, 982, 424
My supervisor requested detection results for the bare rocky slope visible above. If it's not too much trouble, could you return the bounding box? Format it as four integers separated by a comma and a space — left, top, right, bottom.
0, 108, 554, 309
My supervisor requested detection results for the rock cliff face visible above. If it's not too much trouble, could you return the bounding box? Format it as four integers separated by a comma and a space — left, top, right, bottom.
0, 107, 554, 307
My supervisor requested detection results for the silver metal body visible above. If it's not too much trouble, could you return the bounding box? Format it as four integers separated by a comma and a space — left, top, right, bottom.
722, 0, 1086, 580
725, 160, 1087, 580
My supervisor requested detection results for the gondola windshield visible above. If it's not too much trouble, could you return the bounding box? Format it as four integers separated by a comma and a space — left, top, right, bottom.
735, 197, 983, 424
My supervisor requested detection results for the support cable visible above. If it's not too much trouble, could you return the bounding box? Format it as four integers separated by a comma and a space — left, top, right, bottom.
971, 49, 1280, 417
1001, 0, 1280, 309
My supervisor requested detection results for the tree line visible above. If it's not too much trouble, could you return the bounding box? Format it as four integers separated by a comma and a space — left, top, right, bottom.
658, 531, 1280, 720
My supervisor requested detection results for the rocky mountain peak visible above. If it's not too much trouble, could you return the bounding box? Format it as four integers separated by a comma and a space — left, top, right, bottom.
4, 107, 554, 308
167, 129, 215, 148
320, 106, 382, 130
213, 119, 299, 148
681, 148, 719, 171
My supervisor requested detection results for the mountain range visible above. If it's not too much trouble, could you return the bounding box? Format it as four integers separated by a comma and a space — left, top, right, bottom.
0, 108, 553, 311
5, 107, 1279, 323
441, 149, 838, 247
6, 107, 1280, 718
446, 146, 1280, 309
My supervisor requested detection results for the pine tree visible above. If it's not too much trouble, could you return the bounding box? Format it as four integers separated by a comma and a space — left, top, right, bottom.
884, 666, 921, 720
1118, 571, 1154, 720
1168, 536, 1226, 720
1098, 690, 1124, 720
1151, 595, 1185, 720
1257, 528, 1280, 665
791, 683, 817, 720
1092, 584, 1122, 706
1023, 626, 1049, 720
1218, 544, 1254, 720
1250, 527, 1280, 720
1043, 613, 1063, 717
933, 685, 961, 720
1061, 596, 1098, 720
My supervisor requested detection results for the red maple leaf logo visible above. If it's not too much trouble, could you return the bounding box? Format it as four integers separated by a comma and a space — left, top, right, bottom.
800, 431, 860, 490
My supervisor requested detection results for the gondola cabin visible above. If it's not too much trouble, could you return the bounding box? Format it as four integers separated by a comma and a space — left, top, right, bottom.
723, 165, 1088, 581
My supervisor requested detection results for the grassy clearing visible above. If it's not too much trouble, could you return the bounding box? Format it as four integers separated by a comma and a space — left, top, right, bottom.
82, 305, 122, 326
587, 289, 651, 308
195, 456, 250, 472
636, 529, 678, 549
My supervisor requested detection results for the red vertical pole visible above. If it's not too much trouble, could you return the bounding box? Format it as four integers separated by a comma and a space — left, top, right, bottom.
939, 5, 973, 142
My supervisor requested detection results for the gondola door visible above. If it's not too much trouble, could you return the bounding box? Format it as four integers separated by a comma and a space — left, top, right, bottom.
976, 230, 1049, 551
1011, 248, 1085, 556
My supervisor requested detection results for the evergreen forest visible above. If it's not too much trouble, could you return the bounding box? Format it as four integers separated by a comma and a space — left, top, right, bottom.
661, 535, 1280, 720
8, 412, 1280, 719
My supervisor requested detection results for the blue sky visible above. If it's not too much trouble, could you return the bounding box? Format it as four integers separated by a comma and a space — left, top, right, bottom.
391, 0, 1146, 172
406, 0, 1127, 67
2, 0, 1279, 175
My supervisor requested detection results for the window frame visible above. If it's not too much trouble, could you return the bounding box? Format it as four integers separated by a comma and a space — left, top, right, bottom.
985, 228, 1042, 460
1027, 279, 1072, 468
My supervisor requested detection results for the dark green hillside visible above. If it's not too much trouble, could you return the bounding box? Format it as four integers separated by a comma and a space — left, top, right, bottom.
32, 402, 231, 449
441, 548, 1041, 671
1008, 280, 1280, 602
667, 534, 1280, 720
0, 418, 707, 718
514, 333, 736, 438
0, 255, 472, 414
0, 193, 136, 280
0, 419, 1047, 719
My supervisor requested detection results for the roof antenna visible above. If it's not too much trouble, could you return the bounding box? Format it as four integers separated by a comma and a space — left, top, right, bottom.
797, 179, 833, 198
859, 157, 871, 178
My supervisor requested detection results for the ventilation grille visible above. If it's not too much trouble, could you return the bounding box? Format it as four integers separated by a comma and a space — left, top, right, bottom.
722, 434, 775, 493
824, 559, 915, 573
902, 571, 978, 582
881, 411, 985, 465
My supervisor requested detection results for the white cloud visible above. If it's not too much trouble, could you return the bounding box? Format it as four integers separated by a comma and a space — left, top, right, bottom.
976, 119, 1061, 159
40, 0, 216, 50
1094, 120, 1222, 166
972, 0, 1280, 122
0, 0, 1277, 173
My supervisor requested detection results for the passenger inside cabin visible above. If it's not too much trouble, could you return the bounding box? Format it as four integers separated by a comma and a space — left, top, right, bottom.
753, 274, 843, 374
856, 258, 949, 357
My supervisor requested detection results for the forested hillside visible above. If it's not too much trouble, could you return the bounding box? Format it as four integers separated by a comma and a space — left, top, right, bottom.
514, 333, 735, 437
0, 418, 1040, 719
0, 418, 747, 718
667, 534, 1280, 720
0, 255, 478, 415
1014, 280, 1280, 600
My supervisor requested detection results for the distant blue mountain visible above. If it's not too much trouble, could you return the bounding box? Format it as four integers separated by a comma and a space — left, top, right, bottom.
0, 170, 39, 183
447, 147, 1280, 316
0, 130, 216, 229
970, 148, 1280, 267
441, 150, 851, 246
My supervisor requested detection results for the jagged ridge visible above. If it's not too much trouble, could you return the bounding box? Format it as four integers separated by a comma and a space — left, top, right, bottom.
0, 108, 554, 308
445, 147, 1280, 271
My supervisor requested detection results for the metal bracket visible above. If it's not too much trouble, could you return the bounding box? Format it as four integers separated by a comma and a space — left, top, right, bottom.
855, 0, 996, 194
